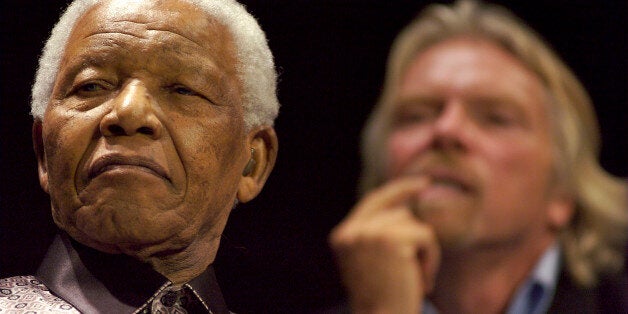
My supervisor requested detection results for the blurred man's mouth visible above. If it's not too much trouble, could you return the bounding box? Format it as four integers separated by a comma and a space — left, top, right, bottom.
414, 167, 476, 201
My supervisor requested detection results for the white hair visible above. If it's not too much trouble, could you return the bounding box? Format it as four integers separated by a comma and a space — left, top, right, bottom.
31, 0, 279, 129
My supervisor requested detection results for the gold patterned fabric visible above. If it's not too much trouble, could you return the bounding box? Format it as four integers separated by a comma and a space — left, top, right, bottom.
135, 283, 211, 314
1, 235, 230, 313
0, 276, 80, 313
1, 277, 215, 314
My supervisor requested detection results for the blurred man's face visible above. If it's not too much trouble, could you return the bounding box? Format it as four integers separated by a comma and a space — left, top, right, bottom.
384, 38, 569, 250
35, 0, 249, 258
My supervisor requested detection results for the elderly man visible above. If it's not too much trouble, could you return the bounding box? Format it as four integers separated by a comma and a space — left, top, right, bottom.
0, 0, 278, 312
330, 1, 627, 313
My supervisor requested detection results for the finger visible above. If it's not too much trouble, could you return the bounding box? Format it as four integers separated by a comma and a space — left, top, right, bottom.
352, 176, 430, 219
379, 216, 440, 295
415, 224, 440, 294
365, 209, 440, 295
330, 204, 416, 252
345, 209, 440, 308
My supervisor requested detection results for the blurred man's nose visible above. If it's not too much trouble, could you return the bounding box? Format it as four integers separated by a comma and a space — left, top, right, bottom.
431, 100, 470, 151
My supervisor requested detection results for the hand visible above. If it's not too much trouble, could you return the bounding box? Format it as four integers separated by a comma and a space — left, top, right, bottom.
329, 177, 440, 314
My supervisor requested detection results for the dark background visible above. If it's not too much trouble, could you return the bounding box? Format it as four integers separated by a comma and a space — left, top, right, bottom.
1, 0, 626, 313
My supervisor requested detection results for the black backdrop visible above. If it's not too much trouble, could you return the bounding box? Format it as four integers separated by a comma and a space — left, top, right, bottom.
1, 1, 626, 312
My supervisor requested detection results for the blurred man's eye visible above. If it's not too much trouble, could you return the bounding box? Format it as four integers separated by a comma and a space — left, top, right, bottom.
483, 111, 515, 126
393, 103, 439, 127
396, 111, 430, 125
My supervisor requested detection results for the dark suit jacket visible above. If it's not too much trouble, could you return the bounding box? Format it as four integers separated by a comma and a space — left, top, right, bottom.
320, 266, 628, 313
547, 268, 627, 314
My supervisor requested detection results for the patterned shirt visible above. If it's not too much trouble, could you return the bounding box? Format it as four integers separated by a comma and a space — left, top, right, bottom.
0, 276, 79, 313
0, 234, 230, 313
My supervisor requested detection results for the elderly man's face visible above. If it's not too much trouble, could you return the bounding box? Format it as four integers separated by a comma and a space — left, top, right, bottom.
384, 38, 572, 249
34, 0, 252, 257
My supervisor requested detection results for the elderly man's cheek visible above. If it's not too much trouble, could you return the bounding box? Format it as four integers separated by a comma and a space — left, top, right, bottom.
42, 130, 84, 206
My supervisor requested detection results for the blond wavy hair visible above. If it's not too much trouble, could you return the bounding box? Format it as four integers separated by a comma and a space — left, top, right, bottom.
361, 0, 627, 287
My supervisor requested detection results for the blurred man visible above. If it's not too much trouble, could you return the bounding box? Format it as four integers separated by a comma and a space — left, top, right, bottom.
0, 0, 279, 312
330, 1, 627, 313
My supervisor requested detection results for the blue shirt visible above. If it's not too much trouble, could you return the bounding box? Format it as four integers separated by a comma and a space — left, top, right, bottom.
423, 244, 560, 314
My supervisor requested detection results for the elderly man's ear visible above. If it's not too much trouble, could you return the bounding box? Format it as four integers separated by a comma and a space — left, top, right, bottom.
32, 120, 49, 194
237, 126, 278, 203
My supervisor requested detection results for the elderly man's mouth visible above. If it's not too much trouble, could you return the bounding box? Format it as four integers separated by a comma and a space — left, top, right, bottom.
88, 155, 170, 182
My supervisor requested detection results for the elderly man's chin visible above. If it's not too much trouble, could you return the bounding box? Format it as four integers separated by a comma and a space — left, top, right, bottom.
59, 185, 196, 258
68, 205, 193, 257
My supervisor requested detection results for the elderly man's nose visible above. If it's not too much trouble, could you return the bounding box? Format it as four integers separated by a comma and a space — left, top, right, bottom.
100, 82, 163, 139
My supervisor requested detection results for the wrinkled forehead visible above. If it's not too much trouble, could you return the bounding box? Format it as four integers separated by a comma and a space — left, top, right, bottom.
90, 0, 215, 35
70, 0, 236, 64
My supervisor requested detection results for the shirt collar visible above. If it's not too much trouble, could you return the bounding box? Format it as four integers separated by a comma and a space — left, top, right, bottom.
505, 242, 561, 314
423, 243, 561, 314
36, 233, 229, 313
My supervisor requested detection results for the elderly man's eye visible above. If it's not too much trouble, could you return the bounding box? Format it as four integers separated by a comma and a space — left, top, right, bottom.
174, 86, 198, 96
79, 83, 104, 92
169, 85, 218, 105
70, 81, 110, 97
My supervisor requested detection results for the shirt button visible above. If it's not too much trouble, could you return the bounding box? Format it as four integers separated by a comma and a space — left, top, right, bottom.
160, 291, 179, 307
